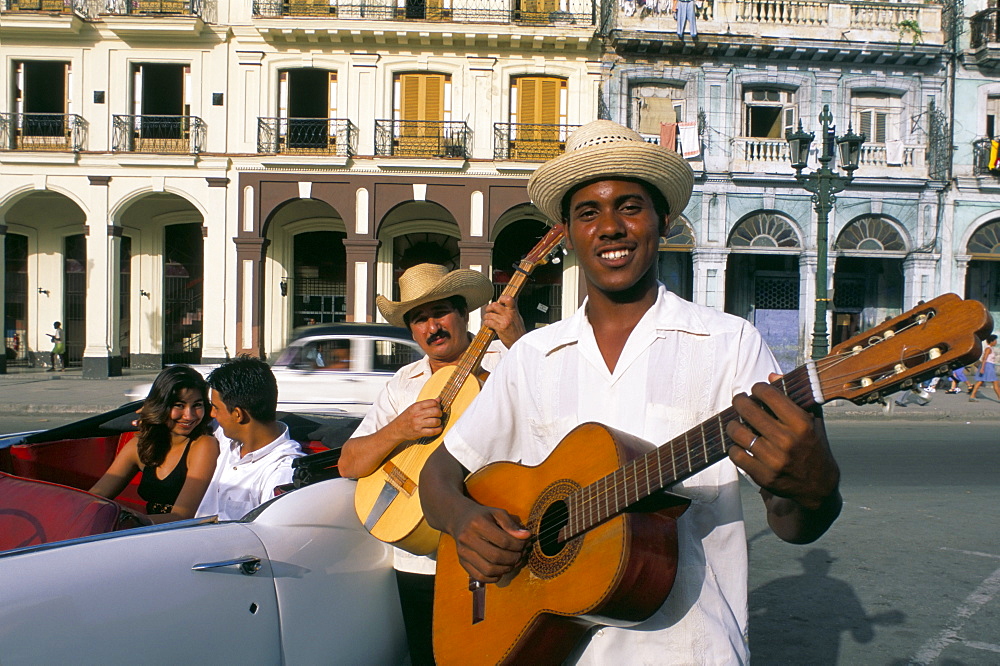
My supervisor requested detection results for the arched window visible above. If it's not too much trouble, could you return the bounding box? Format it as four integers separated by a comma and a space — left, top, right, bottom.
967, 220, 1000, 257
729, 213, 800, 249
835, 216, 906, 252
660, 216, 695, 250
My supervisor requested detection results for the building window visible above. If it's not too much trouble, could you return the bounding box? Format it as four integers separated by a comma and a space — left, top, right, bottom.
986, 95, 1000, 139
743, 88, 795, 139
835, 216, 906, 253
852, 92, 902, 145
508, 76, 568, 160
729, 213, 800, 248
395, 72, 450, 124
630, 83, 686, 137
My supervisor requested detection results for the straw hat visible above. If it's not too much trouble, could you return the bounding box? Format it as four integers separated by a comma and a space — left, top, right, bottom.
527, 119, 694, 225
376, 263, 494, 328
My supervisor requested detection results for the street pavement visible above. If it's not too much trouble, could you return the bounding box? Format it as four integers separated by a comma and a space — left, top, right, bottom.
1, 365, 999, 421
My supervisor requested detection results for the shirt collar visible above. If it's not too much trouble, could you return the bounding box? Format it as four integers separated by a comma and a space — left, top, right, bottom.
228, 422, 291, 463
403, 355, 433, 380
544, 282, 711, 354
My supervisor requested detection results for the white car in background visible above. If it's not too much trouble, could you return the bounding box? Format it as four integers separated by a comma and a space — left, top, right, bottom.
127, 323, 424, 417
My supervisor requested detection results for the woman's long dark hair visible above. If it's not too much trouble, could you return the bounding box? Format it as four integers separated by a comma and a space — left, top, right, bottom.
137, 365, 211, 467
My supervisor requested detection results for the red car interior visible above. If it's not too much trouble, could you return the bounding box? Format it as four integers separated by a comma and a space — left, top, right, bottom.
0, 472, 144, 551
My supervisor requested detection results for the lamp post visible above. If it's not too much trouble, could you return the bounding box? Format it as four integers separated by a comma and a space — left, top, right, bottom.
786, 104, 865, 360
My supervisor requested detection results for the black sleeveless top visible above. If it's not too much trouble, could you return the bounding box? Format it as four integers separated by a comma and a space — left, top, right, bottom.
137, 439, 192, 515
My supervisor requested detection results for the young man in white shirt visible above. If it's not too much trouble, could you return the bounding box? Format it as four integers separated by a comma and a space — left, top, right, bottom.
338, 263, 526, 665
421, 121, 842, 664
197, 355, 303, 521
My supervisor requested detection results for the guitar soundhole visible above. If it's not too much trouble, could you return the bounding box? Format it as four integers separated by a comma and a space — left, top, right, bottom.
538, 500, 569, 557
528, 480, 582, 579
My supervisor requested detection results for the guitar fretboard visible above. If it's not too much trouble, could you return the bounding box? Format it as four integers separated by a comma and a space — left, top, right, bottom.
561, 366, 818, 542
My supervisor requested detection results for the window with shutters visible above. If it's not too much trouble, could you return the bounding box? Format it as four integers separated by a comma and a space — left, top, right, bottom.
12, 60, 72, 150
510, 76, 567, 160
743, 88, 796, 139
279, 69, 337, 153
130, 63, 191, 153
393, 72, 450, 156
986, 95, 1000, 139
852, 92, 902, 145
629, 83, 686, 136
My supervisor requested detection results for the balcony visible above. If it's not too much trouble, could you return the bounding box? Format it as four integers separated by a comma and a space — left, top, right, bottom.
610, 0, 944, 65
253, 0, 593, 25
258, 117, 357, 157
969, 8, 1000, 69
0, 0, 95, 28
0, 113, 86, 152
112, 115, 205, 154
375, 120, 471, 159
494, 122, 578, 161
973, 138, 999, 177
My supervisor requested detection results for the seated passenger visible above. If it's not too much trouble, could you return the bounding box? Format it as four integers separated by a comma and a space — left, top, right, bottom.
316, 342, 351, 370
196, 355, 304, 521
90, 365, 220, 523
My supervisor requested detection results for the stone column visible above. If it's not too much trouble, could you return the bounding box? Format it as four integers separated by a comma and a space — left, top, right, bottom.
691, 247, 729, 310
83, 176, 121, 378
903, 254, 940, 309
458, 239, 494, 331
953, 254, 970, 298
799, 250, 819, 362
344, 239, 380, 323
234, 237, 269, 358
202, 177, 230, 364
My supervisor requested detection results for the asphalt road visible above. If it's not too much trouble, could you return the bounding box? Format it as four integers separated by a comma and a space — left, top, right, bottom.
1, 414, 996, 664
745, 421, 999, 665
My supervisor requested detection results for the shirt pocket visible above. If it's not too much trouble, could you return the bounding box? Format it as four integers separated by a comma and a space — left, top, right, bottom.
224, 497, 256, 521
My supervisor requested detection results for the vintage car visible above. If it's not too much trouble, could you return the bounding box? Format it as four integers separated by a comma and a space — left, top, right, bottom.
0, 404, 407, 663
126, 323, 424, 417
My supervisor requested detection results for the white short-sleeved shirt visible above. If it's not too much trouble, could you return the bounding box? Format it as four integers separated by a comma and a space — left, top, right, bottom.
445, 285, 780, 665
352, 340, 507, 575
196, 423, 304, 521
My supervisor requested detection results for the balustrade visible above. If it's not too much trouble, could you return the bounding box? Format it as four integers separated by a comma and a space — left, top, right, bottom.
0, 113, 86, 152
112, 114, 205, 154
257, 117, 356, 156
375, 120, 470, 158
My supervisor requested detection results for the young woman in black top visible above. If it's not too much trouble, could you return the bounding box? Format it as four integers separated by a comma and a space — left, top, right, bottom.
91, 365, 219, 523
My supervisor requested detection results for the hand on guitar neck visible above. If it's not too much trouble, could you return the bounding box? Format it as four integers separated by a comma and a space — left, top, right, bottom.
482, 295, 527, 350
726, 374, 843, 545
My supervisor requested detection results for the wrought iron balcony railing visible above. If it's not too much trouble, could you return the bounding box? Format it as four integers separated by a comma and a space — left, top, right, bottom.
252, 0, 594, 26
112, 114, 205, 154
971, 8, 1000, 50
375, 120, 471, 158
257, 117, 357, 156
493, 122, 578, 161
0, 113, 86, 152
101, 0, 206, 16
973, 138, 999, 177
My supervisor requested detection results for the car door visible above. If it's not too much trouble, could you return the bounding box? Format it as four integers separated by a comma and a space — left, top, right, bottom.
272, 338, 367, 413
0, 521, 282, 664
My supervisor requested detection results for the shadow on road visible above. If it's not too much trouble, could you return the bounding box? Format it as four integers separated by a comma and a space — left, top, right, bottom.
748, 545, 905, 664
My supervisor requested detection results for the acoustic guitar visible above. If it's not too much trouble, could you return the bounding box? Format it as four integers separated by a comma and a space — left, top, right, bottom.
432, 293, 993, 665
354, 225, 566, 555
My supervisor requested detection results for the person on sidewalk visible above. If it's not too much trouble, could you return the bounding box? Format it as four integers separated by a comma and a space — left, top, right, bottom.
46, 321, 65, 372
196, 355, 304, 521
968, 334, 999, 403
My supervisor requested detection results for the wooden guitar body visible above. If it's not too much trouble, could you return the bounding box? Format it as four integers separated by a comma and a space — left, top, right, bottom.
353, 365, 481, 555
433, 423, 688, 665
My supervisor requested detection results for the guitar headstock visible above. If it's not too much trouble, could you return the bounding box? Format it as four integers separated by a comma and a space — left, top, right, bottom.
519, 226, 566, 270
818, 294, 993, 405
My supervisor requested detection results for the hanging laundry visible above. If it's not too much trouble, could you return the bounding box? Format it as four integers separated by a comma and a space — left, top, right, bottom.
885, 140, 904, 166
678, 121, 699, 158
659, 122, 678, 151
990, 140, 1000, 170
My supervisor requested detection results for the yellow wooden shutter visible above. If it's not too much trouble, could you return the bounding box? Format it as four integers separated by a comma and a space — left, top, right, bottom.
514, 77, 563, 159
398, 73, 446, 155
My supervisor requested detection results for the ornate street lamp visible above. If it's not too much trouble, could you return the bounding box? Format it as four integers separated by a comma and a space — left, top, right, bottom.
786, 104, 865, 360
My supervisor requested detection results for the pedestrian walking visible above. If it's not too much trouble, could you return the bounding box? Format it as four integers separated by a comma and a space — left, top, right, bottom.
968, 334, 999, 402
46, 321, 65, 372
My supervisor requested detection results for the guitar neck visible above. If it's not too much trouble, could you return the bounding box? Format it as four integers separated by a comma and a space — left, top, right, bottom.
436, 259, 538, 412
561, 366, 819, 542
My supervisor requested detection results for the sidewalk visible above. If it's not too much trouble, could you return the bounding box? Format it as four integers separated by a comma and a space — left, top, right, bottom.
0, 367, 160, 415
2, 365, 999, 422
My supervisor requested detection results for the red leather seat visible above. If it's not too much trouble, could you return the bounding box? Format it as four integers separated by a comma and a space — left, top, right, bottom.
0, 472, 142, 551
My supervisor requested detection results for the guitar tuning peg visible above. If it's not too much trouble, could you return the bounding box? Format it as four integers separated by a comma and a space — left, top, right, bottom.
551, 256, 561, 265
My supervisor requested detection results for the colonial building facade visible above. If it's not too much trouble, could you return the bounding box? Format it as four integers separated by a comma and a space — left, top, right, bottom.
1, 0, 996, 377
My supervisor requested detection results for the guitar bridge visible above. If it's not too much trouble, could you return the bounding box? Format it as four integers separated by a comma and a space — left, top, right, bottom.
382, 461, 417, 497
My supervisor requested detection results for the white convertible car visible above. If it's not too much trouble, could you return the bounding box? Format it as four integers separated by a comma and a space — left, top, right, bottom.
0, 406, 407, 664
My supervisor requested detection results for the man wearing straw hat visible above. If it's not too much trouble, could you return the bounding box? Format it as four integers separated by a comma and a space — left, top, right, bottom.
339, 262, 526, 665
421, 120, 842, 663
